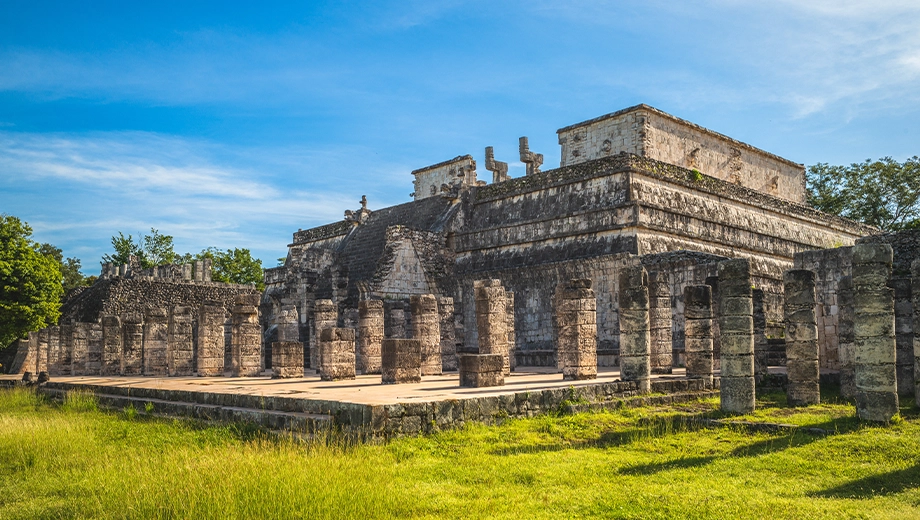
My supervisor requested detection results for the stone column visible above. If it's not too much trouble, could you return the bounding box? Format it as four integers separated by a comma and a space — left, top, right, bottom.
438, 296, 458, 371
197, 302, 227, 377
474, 279, 510, 375
58, 324, 73, 376
312, 299, 337, 370
619, 266, 651, 392
318, 327, 356, 381
384, 301, 406, 338
36, 328, 49, 375
71, 323, 89, 376
784, 269, 820, 406
684, 285, 714, 385
381, 338, 421, 384
506, 291, 517, 372
121, 313, 144, 375
718, 258, 756, 414
142, 308, 168, 376
411, 294, 442, 375
459, 354, 504, 387
892, 275, 914, 397
101, 315, 122, 376
555, 279, 598, 381
752, 289, 769, 381
46, 326, 61, 376
649, 272, 673, 373
272, 341, 304, 378
838, 276, 856, 399
85, 323, 103, 376
853, 243, 898, 421
357, 300, 384, 374
230, 295, 262, 377
912, 259, 920, 407
168, 306, 194, 376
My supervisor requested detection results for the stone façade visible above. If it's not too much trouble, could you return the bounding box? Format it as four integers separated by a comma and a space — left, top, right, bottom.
263, 105, 874, 369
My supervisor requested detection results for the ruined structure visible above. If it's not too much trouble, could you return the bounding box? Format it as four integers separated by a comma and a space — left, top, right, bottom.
684, 285, 714, 384
784, 269, 819, 406
263, 104, 870, 379
718, 259, 755, 413
555, 279, 598, 381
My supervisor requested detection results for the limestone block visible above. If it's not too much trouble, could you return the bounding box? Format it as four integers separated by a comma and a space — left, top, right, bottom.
312, 299, 337, 370
506, 291, 517, 372
8, 336, 37, 375
272, 341, 304, 378
358, 299, 384, 374
143, 307, 168, 376
230, 296, 261, 377
168, 306, 194, 376
46, 326, 61, 376
383, 301, 406, 339
121, 313, 144, 376
381, 338, 421, 384
71, 323, 89, 376
101, 315, 123, 376
475, 279, 510, 374
838, 276, 856, 399
784, 269, 820, 406
619, 266, 650, 392
36, 328, 49, 375
318, 327, 356, 381
649, 272, 673, 373
913, 259, 920, 406
852, 243, 898, 422
555, 279, 598, 381
438, 296, 458, 372
196, 302, 227, 376
58, 324, 74, 376
411, 294, 442, 376
718, 258, 755, 413
459, 354, 505, 387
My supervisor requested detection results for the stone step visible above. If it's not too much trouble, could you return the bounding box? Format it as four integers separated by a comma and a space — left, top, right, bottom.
41, 387, 333, 432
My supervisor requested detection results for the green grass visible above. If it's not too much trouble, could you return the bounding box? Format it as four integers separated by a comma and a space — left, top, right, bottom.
1, 387, 919, 519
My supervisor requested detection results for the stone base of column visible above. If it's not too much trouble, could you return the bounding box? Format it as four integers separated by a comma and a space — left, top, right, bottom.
720, 376, 755, 413
381, 339, 421, 384
272, 341, 304, 379
319, 328, 356, 381
459, 354, 505, 388
855, 391, 899, 422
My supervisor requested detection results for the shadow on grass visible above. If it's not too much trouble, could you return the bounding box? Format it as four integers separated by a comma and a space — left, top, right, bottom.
813, 464, 920, 499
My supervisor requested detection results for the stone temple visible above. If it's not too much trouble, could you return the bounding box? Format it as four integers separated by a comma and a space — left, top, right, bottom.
11, 103, 920, 432
263, 104, 871, 371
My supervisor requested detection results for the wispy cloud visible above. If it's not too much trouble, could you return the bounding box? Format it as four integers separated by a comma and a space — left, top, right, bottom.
0, 130, 412, 270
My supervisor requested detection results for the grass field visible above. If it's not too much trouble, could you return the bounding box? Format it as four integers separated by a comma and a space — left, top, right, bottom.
1, 386, 919, 519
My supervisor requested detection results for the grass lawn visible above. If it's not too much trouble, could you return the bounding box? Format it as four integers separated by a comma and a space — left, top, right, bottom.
1, 386, 919, 519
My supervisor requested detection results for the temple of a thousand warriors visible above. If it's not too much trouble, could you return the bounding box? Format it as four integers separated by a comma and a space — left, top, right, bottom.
262, 104, 875, 372
10, 104, 920, 429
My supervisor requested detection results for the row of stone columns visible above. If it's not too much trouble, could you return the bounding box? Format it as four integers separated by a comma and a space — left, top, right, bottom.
12, 296, 261, 379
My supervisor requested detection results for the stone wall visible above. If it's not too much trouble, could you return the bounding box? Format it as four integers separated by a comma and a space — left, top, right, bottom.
411, 155, 481, 201
556, 104, 806, 203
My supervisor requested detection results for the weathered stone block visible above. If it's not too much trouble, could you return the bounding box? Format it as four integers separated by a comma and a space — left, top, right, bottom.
101, 315, 122, 376
459, 354, 505, 387
358, 299, 384, 374
718, 258, 755, 413
318, 327, 356, 381
411, 294, 442, 376
381, 339, 421, 384
852, 243, 898, 421
143, 307, 168, 376
230, 296, 261, 377
272, 341, 304, 378
196, 302, 227, 377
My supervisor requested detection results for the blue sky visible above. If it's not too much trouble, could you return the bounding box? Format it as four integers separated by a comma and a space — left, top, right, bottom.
2, 1, 919, 275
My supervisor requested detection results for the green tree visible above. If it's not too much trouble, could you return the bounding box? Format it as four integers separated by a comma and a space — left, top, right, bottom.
102, 228, 177, 269
807, 156, 920, 231
37, 243, 88, 295
196, 247, 264, 290
0, 215, 64, 348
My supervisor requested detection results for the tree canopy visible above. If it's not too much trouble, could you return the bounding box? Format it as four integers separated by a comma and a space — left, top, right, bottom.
102, 228, 177, 269
37, 243, 89, 295
194, 247, 264, 290
104, 229, 264, 289
807, 156, 920, 231
0, 215, 63, 348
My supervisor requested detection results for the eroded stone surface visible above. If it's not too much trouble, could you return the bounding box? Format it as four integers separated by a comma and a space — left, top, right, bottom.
555, 279, 598, 381
784, 269, 819, 406
381, 338, 421, 384
411, 294, 442, 375
318, 327, 356, 381
718, 258, 755, 413
684, 285, 713, 384
853, 243, 898, 422
358, 299, 384, 374
619, 266, 650, 392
